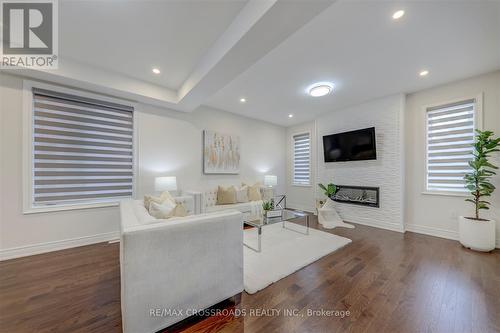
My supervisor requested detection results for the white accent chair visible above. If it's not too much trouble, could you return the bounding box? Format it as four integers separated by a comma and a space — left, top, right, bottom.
119, 199, 244, 333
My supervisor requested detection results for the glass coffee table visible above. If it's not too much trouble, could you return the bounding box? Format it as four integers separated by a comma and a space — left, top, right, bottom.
244, 209, 310, 253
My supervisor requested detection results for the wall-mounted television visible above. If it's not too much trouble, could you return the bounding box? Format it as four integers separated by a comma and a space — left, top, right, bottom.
323, 127, 376, 162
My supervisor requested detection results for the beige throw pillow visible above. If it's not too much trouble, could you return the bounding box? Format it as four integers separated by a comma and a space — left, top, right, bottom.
217, 186, 237, 205
235, 185, 249, 203
148, 200, 176, 219
243, 183, 262, 201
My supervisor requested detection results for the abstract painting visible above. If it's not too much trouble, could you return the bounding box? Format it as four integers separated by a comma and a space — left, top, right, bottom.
203, 130, 240, 174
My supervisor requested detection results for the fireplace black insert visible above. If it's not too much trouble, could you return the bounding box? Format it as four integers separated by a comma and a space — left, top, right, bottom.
330, 185, 379, 208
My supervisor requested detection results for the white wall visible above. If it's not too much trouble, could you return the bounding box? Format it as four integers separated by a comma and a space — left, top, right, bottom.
285, 121, 316, 212
315, 94, 405, 232
405, 70, 500, 245
0, 73, 286, 259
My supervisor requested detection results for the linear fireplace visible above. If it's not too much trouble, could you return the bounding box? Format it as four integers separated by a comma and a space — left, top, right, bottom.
331, 185, 379, 208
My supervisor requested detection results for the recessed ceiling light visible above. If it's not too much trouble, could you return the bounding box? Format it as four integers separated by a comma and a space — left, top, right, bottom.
419, 70, 429, 76
392, 10, 405, 20
288, 114, 294, 118
152, 68, 160, 74
240, 98, 246, 103
308, 82, 333, 97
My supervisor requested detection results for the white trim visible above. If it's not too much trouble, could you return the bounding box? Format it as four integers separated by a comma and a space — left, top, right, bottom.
22, 80, 138, 214
0, 231, 120, 261
421, 191, 468, 198
346, 220, 405, 233
405, 223, 459, 241
422, 93, 483, 197
405, 223, 499, 249
286, 202, 315, 213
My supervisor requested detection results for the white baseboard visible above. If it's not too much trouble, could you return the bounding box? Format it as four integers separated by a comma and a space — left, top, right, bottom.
405, 223, 500, 249
286, 203, 315, 213
346, 219, 405, 233
0, 231, 120, 261
405, 224, 458, 241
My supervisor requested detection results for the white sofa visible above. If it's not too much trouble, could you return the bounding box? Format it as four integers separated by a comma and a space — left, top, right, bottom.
119, 199, 244, 333
187, 186, 273, 222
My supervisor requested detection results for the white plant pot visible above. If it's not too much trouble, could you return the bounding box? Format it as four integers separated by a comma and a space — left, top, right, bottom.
458, 216, 496, 252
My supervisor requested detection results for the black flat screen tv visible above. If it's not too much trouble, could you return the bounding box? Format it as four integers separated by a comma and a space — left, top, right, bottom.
323, 127, 376, 162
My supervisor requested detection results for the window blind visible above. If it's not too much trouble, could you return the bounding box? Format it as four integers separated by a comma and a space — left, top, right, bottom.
426, 99, 475, 193
32, 88, 134, 206
293, 133, 310, 185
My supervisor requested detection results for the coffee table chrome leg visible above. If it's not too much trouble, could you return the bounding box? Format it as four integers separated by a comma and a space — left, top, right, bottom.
258, 226, 262, 252
244, 225, 262, 253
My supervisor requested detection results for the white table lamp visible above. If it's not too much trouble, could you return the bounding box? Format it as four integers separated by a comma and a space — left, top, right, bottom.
264, 175, 277, 188
155, 176, 177, 193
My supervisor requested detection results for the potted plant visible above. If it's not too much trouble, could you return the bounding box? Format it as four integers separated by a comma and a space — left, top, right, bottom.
460, 130, 500, 252
318, 183, 337, 205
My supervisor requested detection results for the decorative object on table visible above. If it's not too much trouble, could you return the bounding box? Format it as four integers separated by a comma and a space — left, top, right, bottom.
203, 130, 240, 174
154, 176, 178, 195
317, 183, 355, 229
459, 130, 499, 252
262, 200, 281, 218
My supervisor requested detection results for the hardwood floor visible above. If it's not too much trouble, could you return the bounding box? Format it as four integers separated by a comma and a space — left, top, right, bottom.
1, 217, 499, 333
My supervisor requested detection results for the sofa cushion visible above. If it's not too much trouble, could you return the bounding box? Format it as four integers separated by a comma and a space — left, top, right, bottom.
206, 200, 263, 222
217, 186, 237, 205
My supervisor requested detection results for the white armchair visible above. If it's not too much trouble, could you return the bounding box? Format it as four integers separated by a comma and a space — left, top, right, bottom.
119, 199, 244, 333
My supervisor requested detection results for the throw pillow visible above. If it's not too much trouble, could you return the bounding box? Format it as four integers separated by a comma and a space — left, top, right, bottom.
148, 200, 176, 219
243, 182, 262, 201
235, 185, 249, 203
217, 186, 237, 205
144, 191, 175, 212
172, 203, 187, 217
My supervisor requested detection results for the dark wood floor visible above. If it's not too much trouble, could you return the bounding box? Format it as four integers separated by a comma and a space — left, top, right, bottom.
1, 217, 499, 333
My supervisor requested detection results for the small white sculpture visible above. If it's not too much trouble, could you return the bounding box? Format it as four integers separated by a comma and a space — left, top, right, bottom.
318, 197, 355, 229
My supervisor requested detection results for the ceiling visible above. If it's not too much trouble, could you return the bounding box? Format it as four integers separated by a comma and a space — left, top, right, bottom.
206, 1, 500, 125
59, 0, 247, 90
8, 0, 500, 126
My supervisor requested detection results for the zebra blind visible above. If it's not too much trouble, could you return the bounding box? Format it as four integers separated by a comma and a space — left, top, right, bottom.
293, 133, 311, 185
426, 99, 475, 193
32, 88, 134, 206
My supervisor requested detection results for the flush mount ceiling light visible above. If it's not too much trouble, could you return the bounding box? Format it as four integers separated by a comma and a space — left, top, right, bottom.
239, 98, 246, 103
307, 82, 333, 97
288, 114, 294, 118
419, 70, 429, 76
152, 68, 161, 74
392, 10, 405, 20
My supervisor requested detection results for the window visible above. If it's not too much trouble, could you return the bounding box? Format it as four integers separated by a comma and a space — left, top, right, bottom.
426, 99, 476, 193
293, 132, 311, 185
29, 87, 134, 210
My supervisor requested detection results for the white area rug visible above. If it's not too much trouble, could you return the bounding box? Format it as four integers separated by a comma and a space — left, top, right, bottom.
243, 223, 352, 294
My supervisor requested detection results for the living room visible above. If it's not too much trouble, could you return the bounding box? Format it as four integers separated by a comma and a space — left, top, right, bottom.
1, 1, 499, 332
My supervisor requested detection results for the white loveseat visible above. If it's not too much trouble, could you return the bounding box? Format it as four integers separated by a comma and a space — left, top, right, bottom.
119, 199, 244, 333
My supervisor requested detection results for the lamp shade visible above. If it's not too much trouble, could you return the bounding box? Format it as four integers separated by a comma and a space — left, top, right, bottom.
264, 175, 277, 187
154, 176, 177, 192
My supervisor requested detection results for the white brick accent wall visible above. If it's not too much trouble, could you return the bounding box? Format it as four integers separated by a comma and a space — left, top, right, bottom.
316, 94, 405, 232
